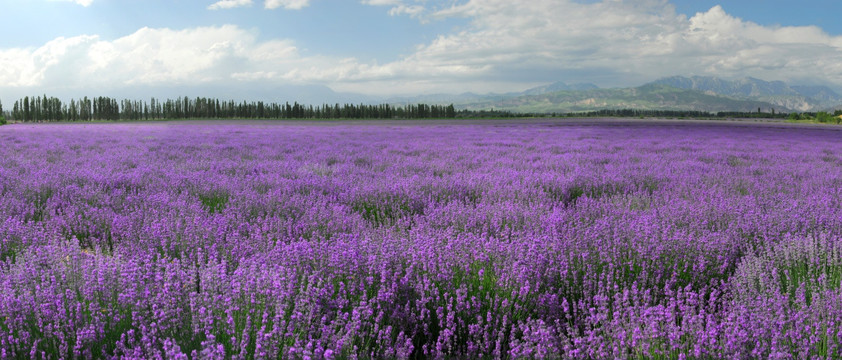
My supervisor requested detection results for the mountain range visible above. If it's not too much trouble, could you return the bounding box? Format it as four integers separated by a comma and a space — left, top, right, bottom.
650, 76, 842, 112
383, 76, 842, 114
381, 81, 600, 106
6, 76, 834, 115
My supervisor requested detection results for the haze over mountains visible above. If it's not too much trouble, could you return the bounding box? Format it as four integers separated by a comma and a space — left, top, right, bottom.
381, 76, 842, 114
3, 76, 839, 115
379, 82, 600, 107
650, 76, 842, 112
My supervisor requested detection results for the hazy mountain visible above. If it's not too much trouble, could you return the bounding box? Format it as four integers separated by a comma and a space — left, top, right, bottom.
381, 77, 842, 113
520, 81, 599, 96
381, 92, 488, 105
650, 76, 842, 111
460, 83, 784, 113
5, 77, 833, 115
381, 81, 600, 105
791, 85, 842, 104
652, 76, 794, 97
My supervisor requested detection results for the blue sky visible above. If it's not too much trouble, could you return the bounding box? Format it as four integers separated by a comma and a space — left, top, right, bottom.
1, 0, 841, 102
0, 0, 468, 62
671, 0, 842, 35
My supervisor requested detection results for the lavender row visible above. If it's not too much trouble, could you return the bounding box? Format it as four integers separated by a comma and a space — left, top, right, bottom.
1, 121, 841, 359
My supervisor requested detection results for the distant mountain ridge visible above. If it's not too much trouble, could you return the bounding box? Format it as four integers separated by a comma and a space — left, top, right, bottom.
649, 76, 842, 111
378, 76, 842, 113
651, 76, 794, 97
790, 85, 842, 104
460, 83, 783, 113
382, 81, 600, 106
520, 81, 600, 95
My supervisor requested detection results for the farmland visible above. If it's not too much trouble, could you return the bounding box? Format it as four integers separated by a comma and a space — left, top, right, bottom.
1, 119, 842, 359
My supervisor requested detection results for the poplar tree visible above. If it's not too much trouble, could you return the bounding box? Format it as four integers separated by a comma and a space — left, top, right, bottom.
23, 97, 30, 121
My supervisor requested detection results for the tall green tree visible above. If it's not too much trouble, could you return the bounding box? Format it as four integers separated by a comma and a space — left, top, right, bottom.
23, 96, 30, 121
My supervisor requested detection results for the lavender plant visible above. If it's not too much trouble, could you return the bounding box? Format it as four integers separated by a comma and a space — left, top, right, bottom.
1, 121, 841, 358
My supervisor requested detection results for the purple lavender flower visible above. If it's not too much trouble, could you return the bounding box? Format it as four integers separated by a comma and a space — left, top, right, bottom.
1, 121, 841, 358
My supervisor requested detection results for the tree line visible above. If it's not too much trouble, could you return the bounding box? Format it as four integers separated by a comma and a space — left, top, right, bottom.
2, 95, 460, 122
789, 111, 842, 123
567, 108, 792, 119
3, 95, 829, 123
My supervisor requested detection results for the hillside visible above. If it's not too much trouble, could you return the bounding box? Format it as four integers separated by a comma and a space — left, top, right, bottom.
651, 76, 842, 111
378, 76, 842, 114
383, 81, 600, 106
460, 84, 782, 113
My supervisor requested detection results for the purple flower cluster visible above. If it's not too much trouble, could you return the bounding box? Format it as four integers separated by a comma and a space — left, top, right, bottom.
1, 120, 841, 359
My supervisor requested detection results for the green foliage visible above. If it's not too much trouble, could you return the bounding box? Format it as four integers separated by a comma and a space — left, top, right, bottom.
25, 186, 54, 223
816, 111, 834, 123
726, 155, 749, 167
0, 240, 20, 263
0, 115, 6, 125
351, 193, 425, 227
198, 190, 229, 214
787, 112, 842, 124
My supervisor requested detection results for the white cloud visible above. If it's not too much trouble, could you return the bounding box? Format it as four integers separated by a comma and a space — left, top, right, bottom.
361, 0, 401, 5
3, 1, 842, 99
50, 0, 93, 6
0, 25, 313, 90
362, 0, 425, 18
208, 0, 253, 10
209, 0, 308, 10
264, 0, 310, 10
389, 5, 424, 17
330, 0, 842, 94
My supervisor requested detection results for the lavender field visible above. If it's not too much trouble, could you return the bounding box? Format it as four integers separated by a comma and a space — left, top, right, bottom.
1, 120, 842, 359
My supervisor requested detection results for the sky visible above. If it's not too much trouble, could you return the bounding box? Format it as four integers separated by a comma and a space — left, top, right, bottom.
1, 0, 842, 103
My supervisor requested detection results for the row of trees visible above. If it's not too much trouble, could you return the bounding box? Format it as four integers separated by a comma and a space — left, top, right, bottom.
573, 108, 798, 119
570, 109, 723, 118
3, 95, 461, 122
789, 110, 842, 123
5, 95, 837, 122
